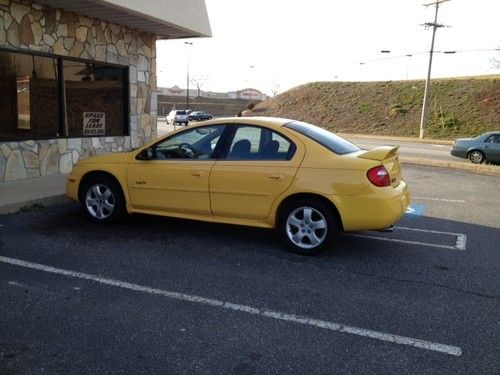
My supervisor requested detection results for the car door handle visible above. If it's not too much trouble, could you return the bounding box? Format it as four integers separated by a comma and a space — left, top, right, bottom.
269, 173, 285, 180
191, 171, 205, 177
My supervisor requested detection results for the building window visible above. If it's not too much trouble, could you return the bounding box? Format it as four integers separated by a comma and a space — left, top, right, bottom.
64, 61, 126, 137
0, 52, 59, 140
0, 49, 129, 142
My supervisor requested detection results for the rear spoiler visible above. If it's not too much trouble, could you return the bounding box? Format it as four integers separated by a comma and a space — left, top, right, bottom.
357, 146, 399, 161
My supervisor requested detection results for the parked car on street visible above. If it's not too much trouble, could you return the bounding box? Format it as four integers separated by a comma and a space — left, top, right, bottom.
450, 131, 500, 164
188, 111, 213, 121
166, 110, 189, 126
66, 117, 410, 255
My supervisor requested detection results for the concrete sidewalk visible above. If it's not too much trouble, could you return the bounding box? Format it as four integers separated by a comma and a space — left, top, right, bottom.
0, 174, 68, 214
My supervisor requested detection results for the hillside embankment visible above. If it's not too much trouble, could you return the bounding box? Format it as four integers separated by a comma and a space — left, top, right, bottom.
249, 77, 499, 139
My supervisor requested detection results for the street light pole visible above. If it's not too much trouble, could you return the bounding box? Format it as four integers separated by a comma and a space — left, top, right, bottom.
184, 42, 193, 108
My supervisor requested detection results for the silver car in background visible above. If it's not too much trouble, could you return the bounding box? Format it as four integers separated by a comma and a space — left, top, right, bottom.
166, 110, 189, 126
450, 131, 500, 164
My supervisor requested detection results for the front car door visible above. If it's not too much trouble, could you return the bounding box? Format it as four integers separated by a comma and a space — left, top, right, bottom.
127, 124, 226, 216
483, 133, 500, 163
209, 124, 304, 220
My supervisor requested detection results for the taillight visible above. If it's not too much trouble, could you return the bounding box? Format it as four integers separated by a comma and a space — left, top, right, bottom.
367, 165, 390, 187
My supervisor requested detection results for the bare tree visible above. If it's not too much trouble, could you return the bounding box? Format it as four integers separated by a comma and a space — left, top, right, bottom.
270, 82, 280, 97
190, 75, 208, 97
491, 56, 500, 69
490, 47, 500, 69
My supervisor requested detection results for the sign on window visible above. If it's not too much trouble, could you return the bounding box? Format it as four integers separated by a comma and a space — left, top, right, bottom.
83, 112, 105, 136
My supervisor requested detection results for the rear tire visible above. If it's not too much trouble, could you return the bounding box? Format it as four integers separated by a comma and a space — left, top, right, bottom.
468, 150, 484, 164
80, 175, 125, 224
278, 199, 338, 255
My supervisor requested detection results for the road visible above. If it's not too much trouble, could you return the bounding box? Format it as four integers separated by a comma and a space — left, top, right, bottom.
1, 165, 499, 374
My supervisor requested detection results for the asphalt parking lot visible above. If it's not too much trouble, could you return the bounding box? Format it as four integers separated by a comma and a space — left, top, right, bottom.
1, 165, 499, 374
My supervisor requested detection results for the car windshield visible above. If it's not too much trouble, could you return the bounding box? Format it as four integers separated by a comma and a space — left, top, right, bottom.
284, 121, 361, 155
177, 111, 187, 115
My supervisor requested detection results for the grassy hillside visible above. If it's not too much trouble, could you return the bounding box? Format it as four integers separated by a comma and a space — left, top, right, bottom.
251, 77, 500, 139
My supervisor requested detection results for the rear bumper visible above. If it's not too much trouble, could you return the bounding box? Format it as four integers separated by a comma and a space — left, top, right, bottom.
332, 181, 410, 232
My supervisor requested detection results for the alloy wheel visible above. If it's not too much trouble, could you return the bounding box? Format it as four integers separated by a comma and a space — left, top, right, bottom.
286, 206, 328, 249
85, 184, 115, 220
469, 150, 484, 164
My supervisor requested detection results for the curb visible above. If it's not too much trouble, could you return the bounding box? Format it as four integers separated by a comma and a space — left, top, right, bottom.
0, 195, 69, 215
400, 157, 500, 176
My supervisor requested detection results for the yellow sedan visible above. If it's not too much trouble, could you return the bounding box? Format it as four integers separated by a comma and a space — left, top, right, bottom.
66, 117, 410, 255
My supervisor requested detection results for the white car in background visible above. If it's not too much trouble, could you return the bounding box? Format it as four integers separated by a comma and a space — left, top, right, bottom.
166, 110, 189, 126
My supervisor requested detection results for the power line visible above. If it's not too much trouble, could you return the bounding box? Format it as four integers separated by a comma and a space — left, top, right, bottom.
359, 48, 500, 65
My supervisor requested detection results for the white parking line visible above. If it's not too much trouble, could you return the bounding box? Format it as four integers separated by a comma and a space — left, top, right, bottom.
0, 255, 462, 357
346, 226, 467, 251
411, 197, 466, 203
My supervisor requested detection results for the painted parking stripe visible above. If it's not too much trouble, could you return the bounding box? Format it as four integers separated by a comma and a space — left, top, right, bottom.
346, 226, 466, 251
0, 255, 462, 357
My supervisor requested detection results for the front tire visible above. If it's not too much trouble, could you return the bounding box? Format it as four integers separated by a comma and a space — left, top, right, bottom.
468, 150, 484, 164
279, 199, 338, 255
80, 175, 125, 224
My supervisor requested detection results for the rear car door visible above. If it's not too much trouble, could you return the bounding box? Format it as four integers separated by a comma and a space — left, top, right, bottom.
209, 125, 303, 220
484, 134, 500, 162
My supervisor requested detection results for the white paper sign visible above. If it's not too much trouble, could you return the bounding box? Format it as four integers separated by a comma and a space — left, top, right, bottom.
83, 112, 105, 136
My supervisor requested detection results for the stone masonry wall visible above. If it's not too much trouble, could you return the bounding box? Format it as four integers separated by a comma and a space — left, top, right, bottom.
0, 0, 157, 182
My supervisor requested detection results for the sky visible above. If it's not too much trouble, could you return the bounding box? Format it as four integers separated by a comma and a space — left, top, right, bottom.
157, 0, 500, 96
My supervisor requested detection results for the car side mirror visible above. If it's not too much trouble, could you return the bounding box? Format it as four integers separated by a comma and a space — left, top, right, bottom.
136, 147, 154, 160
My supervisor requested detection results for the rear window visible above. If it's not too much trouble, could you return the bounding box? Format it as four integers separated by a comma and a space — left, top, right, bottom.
177, 111, 187, 115
284, 121, 361, 155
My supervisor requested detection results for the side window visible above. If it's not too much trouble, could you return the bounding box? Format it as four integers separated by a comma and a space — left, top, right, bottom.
226, 126, 295, 160
484, 135, 500, 144
152, 125, 225, 160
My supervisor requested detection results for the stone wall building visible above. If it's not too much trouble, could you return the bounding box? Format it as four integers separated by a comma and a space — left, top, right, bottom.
0, 0, 211, 182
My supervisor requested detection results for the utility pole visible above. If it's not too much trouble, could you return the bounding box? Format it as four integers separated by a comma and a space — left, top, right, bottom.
419, 0, 450, 139
184, 41, 193, 108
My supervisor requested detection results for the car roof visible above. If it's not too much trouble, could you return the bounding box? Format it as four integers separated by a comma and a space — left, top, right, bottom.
201, 116, 294, 129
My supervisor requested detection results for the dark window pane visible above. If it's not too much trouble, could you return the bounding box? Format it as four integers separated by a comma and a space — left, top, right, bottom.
64, 61, 125, 137
0, 51, 59, 141
226, 126, 295, 160
284, 121, 361, 155
152, 125, 226, 160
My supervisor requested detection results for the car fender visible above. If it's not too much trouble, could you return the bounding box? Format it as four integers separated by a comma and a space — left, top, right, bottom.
70, 158, 133, 212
